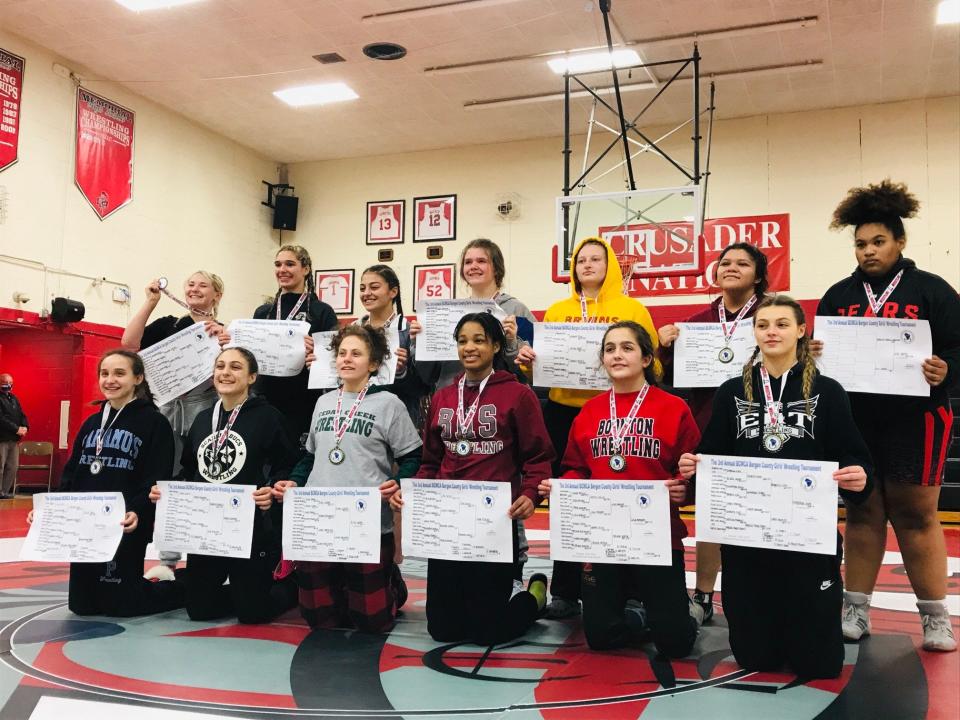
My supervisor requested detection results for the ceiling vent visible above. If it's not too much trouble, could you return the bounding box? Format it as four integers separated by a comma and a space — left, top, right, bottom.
312, 53, 346, 64
363, 43, 407, 60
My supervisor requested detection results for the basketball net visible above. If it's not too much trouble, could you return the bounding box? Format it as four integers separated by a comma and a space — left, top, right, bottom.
616, 253, 641, 294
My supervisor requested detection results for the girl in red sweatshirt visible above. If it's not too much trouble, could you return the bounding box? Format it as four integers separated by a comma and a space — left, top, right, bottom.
540, 321, 701, 657
391, 312, 554, 645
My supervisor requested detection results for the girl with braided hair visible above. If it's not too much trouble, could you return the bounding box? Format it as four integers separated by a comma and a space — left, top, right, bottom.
817, 180, 960, 652
679, 295, 873, 679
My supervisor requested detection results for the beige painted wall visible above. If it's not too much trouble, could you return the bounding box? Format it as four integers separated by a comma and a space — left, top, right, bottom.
290, 96, 959, 314
0, 30, 280, 327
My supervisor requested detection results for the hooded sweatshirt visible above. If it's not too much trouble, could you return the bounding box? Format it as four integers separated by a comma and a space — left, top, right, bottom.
61, 397, 174, 519
816, 257, 960, 419
542, 236, 660, 408
416, 369, 555, 504
560, 384, 701, 550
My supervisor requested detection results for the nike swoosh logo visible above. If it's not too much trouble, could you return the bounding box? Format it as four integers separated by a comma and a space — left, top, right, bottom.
820, 580, 835, 591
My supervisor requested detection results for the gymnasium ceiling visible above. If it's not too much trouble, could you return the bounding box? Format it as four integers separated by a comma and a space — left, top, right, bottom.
1, 0, 957, 162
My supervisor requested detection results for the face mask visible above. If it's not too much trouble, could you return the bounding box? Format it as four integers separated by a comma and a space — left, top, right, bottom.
0, 384, 11, 392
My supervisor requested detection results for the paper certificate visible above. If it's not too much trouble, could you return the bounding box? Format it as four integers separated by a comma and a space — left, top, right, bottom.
400, 478, 513, 562
281, 486, 381, 563
415, 299, 506, 362
815, 316, 931, 397
308, 324, 401, 390
226, 319, 311, 377
532, 323, 609, 390
153, 481, 257, 559
672, 320, 755, 388
695, 454, 839, 555
140, 322, 220, 406
20, 493, 125, 563
549, 479, 671, 565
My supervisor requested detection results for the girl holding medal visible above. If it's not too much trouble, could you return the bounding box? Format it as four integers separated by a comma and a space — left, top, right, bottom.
28, 350, 184, 617
391, 312, 553, 645
123, 271, 224, 581
150, 346, 299, 624
657, 242, 770, 622
538, 321, 701, 656
818, 180, 960, 652
515, 236, 659, 618
679, 295, 873, 679
275, 325, 422, 633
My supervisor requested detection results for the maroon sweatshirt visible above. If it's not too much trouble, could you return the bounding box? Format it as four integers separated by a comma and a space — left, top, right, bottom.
416, 370, 555, 503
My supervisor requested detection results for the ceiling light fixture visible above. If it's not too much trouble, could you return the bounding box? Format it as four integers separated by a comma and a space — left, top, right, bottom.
936, 0, 960, 24
547, 49, 641, 75
114, 0, 203, 10
274, 82, 359, 107
361, 0, 523, 23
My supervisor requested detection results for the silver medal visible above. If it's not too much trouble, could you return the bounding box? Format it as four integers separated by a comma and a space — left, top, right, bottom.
717, 346, 735, 364
455, 439, 472, 456
329, 447, 345, 465
157, 276, 169, 290
763, 433, 783, 452
209, 461, 223, 477
609, 454, 626, 472
89, 459, 103, 475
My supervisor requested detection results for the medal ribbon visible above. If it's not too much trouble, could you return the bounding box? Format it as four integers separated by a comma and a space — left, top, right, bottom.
456, 371, 494, 438
333, 383, 370, 448
95, 402, 129, 458
718, 295, 757, 345
579, 293, 594, 321
607, 384, 650, 455
759, 367, 789, 431
210, 400, 244, 461
277, 292, 309, 320
862, 269, 903, 317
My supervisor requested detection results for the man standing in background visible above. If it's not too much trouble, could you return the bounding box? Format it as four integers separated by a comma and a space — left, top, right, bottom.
0, 373, 28, 499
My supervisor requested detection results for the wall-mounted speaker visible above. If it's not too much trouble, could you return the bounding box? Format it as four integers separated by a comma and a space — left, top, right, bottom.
50, 297, 85, 323
273, 195, 299, 231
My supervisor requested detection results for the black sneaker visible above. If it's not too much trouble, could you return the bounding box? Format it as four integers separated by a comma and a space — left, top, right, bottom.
692, 590, 714, 623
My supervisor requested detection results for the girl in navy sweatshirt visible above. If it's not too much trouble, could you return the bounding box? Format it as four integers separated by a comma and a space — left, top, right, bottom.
680, 295, 872, 679
391, 312, 554, 645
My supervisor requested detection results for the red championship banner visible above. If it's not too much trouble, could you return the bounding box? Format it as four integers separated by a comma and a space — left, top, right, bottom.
604, 213, 791, 298
75, 88, 134, 220
0, 48, 25, 173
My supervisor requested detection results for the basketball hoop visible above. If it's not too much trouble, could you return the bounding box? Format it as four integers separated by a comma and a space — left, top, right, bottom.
616, 253, 642, 294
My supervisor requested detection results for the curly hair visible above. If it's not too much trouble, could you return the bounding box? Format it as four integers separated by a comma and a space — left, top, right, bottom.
829, 179, 920, 239
329, 324, 390, 375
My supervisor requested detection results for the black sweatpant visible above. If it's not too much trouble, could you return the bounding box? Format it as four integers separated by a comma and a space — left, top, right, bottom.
721, 537, 844, 679
543, 399, 583, 601
68, 527, 184, 618
581, 549, 697, 658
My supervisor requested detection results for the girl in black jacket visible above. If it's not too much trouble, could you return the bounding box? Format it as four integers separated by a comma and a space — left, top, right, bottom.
679, 296, 872, 679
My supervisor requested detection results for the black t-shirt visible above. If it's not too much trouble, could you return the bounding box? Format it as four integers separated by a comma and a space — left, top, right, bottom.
141, 315, 194, 349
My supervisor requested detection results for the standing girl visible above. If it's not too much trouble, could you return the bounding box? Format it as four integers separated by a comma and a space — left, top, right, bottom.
276, 325, 422, 633
123, 271, 224, 580
657, 243, 770, 621
392, 312, 553, 645
516, 236, 660, 618
28, 350, 183, 617
818, 180, 959, 652
680, 295, 872, 679
539, 321, 701, 656
150, 347, 298, 624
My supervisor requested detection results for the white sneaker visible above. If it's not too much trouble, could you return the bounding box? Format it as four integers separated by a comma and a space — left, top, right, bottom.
921, 612, 957, 652
842, 600, 871, 640
144, 564, 176, 582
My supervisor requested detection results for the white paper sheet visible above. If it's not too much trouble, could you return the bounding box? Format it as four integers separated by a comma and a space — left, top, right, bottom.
153, 481, 257, 559
20, 492, 125, 563
281, 486, 382, 563
226, 318, 311, 377
415, 299, 507, 362
815, 316, 931, 397
307, 324, 401, 390
139, 322, 220, 406
672, 319, 755, 388
695, 453, 839, 555
548, 479, 672, 565
400, 478, 513, 562
532, 322, 609, 390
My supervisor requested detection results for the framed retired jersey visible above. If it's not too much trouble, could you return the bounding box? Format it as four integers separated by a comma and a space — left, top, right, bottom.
413, 194, 456, 242
413, 264, 455, 310
366, 200, 404, 245
315, 268, 355, 315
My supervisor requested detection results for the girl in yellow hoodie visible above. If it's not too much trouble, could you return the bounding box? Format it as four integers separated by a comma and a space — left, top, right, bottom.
516, 235, 659, 618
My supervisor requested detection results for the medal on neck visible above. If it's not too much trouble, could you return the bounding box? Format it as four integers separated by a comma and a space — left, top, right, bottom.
455, 371, 494, 456
862, 269, 903, 317
90, 401, 130, 475
277, 292, 308, 321
208, 400, 244, 478
157, 277, 215, 319
330, 382, 370, 464
717, 295, 757, 364
607, 383, 650, 472
759, 366, 789, 452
